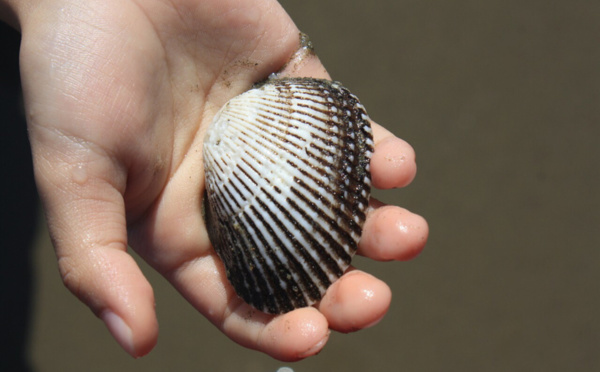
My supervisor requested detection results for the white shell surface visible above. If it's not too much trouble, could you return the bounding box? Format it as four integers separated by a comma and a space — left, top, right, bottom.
203, 78, 373, 314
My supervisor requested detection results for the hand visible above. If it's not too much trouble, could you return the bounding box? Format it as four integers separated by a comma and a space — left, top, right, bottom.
15, 0, 428, 361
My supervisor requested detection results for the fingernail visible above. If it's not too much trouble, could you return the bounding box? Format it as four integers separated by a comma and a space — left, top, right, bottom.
362, 316, 384, 329
102, 311, 136, 357
298, 330, 330, 358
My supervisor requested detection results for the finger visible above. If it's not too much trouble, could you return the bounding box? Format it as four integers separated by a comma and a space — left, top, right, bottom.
167, 255, 330, 361
357, 198, 429, 261
370, 124, 418, 189
32, 142, 158, 358
318, 269, 391, 333
224, 305, 330, 361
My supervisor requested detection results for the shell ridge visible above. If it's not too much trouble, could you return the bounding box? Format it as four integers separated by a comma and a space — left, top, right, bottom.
217, 219, 262, 302
251, 194, 326, 303
243, 204, 314, 310
289, 165, 356, 227
236, 211, 299, 312
253, 115, 308, 150
220, 167, 255, 213
251, 101, 334, 139
288, 183, 359, 256
290, 110, 333, 132
306, 141, 338, 160
235, 90, 337, 138
302, 147, 344, 184
219, 207, 287, 313
255, 112, 302, 136
223, 119, 343, 209
237, 157, 264, 188
283, 164, 360, 243
276, 182, 350, 269
284, 194, 351, 275
222, 110, 300, 159
255, 190, 333, 294
291, 164, 364, 236
281, 158, 340, 212
207, 173, 241, 221
287, 182, 357, 258
286, 173, 341, 223
234, 117, 304, 158
224, 105, 299, 145
223, 170, 324, 306
294, 101, 333, 119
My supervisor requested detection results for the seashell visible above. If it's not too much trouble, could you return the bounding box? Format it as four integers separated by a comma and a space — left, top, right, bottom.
203, 77, 373, 314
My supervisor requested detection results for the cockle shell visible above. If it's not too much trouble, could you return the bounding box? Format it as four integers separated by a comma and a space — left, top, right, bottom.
203, 77, 373, 314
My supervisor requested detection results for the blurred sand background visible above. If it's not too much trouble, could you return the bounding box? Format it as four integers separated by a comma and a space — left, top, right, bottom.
2, 0, 598, 371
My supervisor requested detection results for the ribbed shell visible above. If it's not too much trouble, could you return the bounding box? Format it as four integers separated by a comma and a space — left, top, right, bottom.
203, 77, 373, 314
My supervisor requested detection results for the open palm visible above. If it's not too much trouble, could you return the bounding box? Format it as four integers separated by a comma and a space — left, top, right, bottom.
17, 0, 427, 360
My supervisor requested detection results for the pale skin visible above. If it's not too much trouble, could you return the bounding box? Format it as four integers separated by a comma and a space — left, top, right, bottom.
2, 0, 428, 361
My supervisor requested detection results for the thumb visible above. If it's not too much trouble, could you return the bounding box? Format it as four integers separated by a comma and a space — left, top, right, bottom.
31, 136, 158, 357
